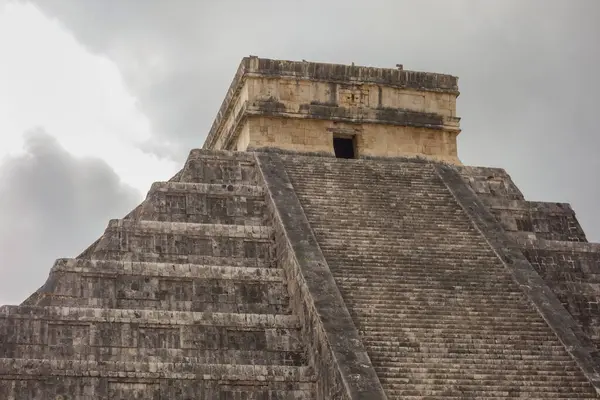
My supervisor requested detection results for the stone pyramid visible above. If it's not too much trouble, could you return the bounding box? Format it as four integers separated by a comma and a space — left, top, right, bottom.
1, 57, 600, 399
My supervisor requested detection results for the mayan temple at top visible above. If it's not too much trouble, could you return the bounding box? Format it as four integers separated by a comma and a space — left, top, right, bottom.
2, 56, 600, 399
203, 57, 461, 162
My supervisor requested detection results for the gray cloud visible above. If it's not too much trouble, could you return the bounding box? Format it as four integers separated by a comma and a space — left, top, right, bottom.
0, 130, 140, 305
18, 0, 600, 241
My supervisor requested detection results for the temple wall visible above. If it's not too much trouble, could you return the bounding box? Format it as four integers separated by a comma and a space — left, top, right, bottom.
236, 116, 460, 163
246, 76, 457, 117
211, 71, 460, 163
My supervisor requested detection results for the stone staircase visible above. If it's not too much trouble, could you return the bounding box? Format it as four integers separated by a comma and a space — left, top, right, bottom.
282, 154, 597, 399
460, 166, 600, 349
0, 150, 315, 399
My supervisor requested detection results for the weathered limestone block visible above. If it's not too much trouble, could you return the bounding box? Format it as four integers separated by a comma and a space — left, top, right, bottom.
0, 361, 315, 400
178, 149, 259, 184
137, 181, 266, 225
0, 305, 304, 365
257, 152, 387, 400
458, 165, 525, 199
203, 57, 462, 163
484, 198, 588, 241
34, 259, 290, 313
89, 220, 273, 265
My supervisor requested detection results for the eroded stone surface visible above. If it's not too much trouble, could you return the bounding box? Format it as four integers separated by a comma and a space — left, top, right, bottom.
0, 149, 316, 399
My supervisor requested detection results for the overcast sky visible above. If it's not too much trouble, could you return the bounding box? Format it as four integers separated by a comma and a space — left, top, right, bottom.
0, 0, 598, 305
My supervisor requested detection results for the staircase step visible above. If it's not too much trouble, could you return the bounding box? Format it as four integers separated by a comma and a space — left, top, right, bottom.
337, 282, 528, 293
366, 346, 573, 357
378, 380, 594, 391
373, 364, 585, 374
355, 324, 553, 333
348, 304, 537, 315
383, 389, 595, 399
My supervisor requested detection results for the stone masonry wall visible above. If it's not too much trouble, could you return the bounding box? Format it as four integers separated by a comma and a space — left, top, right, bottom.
0, 149, 316, 399
240, 116, 459, 163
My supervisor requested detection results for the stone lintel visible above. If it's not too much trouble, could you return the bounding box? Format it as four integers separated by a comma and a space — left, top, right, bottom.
434, 163, 600, 395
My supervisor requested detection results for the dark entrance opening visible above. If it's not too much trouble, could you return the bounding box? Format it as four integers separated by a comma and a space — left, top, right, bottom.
333, 137, 356, 159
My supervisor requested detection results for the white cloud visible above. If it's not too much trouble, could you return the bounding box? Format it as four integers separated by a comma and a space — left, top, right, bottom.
0, 1, 179, 193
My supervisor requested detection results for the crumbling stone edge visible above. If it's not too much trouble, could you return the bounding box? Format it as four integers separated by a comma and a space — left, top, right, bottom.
434, 163, 600, 394
255, 152, 388, 400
